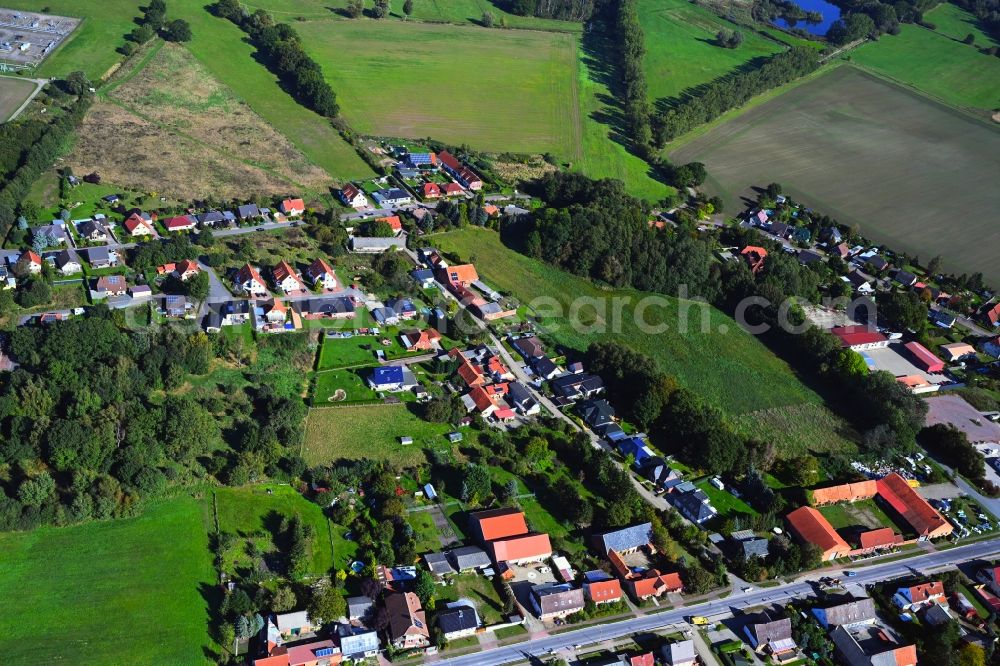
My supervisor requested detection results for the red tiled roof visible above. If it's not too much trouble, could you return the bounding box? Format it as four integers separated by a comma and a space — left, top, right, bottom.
586, 579, 623, 603
236, 263, 264, 286
286, 639, 337, 666
810, 480, 877, 505
494, 407, 516, 420
904, 341, 944, 372
892, 644, 918, 666
472, 507, 529, 541
630, 653, 654, 666
859, 527, 899, 549
443, 182, 463, 195
308, 257, 335, 278
124, 213, 154, 234
423, 182, 441, 197
281, 198, 305, 213
469, 386, 499, 412
876, 473, 952, 538
342, 183, 361, 199
273, 260, 305, 289
489, 533, 552, 562
631, 571, 683, 597
985, 303, 1000, 326
437, 150, 462, 170
377, 215, 402, 231
165, 215, 194, 230
26, 250, 41, 264
786, 506, 850, 558
444, 264, 479, 285
830, 325, 887, 348
905, 581, 944, 603
175, 259, 199, 275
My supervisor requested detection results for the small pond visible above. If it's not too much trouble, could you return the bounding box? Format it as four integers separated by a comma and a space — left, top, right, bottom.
774, 0, 842, 36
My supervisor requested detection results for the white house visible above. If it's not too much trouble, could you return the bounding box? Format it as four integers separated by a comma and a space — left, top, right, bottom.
306, 257, 338, 291
235, 263, 269, 298
339, 183, 369, 209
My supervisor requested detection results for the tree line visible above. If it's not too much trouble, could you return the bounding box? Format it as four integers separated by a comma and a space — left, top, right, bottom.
213, 0, 339, 117
614, 0, 653, 152
503, 0, 603, 21
651, 46, 819, 146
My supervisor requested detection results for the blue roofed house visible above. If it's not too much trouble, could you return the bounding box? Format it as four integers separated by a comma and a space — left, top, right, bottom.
617, 436, 654, 467
411, 268, 436, 288
372, 188, 413, 208
368, 365, 418, 392
387, 297, 417, 319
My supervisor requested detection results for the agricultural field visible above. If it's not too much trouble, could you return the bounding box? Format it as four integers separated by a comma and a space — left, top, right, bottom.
433, 228, 833, 421
0, 76, 35, 122
0, 0, 143, 80
0, 495, 216, 664
639, 0, 783, 103
296, 20, 580, 158
302, 404, 460, 466
215, 485, 337, 574
242, 0, 583, 32
671, 65, 1000, 286
851, 16, 1000, 112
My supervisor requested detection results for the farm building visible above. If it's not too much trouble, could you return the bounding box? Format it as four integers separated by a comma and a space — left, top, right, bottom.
903, 341, 944, 373
830, 326, 888, 351
786, 506, 850, 561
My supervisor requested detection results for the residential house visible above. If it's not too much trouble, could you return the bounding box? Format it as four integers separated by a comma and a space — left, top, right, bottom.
830, 624, 917, 666
790, 227, 811, 244
424, 552, 456, 577
411, 268, 436, 288
442, 182, 463, 197
33, 223, 69, 246
123, 212, 156, 238
386, 297, 417, 319
786, 506, 850, 561
86, 245, 119, 269
412, 207, 436, 226
832, 243, 851, 259
844, 269, 875, 295
812, 598, 878, 629
261, 299, 289, 327
583, 571, 623, 605
977, 565, 1000, 596
164, 294, 188, 318
371, 307, 399, 326
272, 260, 307, 295
376, 216, 403, 234
55, 249, 81, 275
130, 284, 152, 299
531, 356, 560, 380
337, 627, 379, 660
617, 436, 654, 468
281, 198, 305, 216
95, 274, 127, 297
197, 210, 226, 227
741, 246, 768, 274
511, 336, 545, 360
627, 572, 683, 600
983, 336, 1000, 359
236, 263, 269, 298
401, 328, 441, 352
238, 203, 261, 220
306, 258, 339, 291
661, 641, 696, 666
578, 399, 615, 429
368, 365, 418, 393
299, 296, 355, 319
892, 269, 917, 287
349, 237, 405, 253
158, 259, 200, 281
922, 602, 953, 626
437, 150, 483, 190
743, 614, 797, 661
22, 250, 42, 274
0, 265, 13, 291
347, 597, 375, 623
165, 215, 197, 233
530, 583, 585, 620
372, 188, 413, 208
821, 227, 843, 244
275, 610, 315, 638
406, 152, 437, 168
797, 249, 823, 265
78, 219, 109, 243
339, 184, 369, 209
549, 373, 604, 401
982, 302, 1000, 327
384, 592, 430, 650
730, 530, 769, 560
865, 255, 890, 272
422, 183, 441, 199
930, 310, 956, 329
940, 342, 976, 362
639, 457, 682, 488
673, 487, 718, 525
254, 638, 341, 666
205, 300, 251, 331
437, 605, 479, 640
893, 581, 945, 611
507, 381, 540, 416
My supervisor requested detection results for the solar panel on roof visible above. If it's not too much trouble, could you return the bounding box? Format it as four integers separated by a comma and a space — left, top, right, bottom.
315, 647, 334, 657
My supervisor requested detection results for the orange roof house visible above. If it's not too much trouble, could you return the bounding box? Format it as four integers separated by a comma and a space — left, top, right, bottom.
280, 198, 305, 216
440, 263, 479, 287
810, 480, 877, 506
401, 328, 441, 351
484, 204, 500, 217
376, 215, 402, 233
124, 213, 156, 236
786, 506, 851, 561
450, 348, 487, 387
470, 507, 529, 542
584, 578, 623, 604
858, 527, 902, 551
423, 182, 441, 199
629, 572, 683, 599
741, 246, 768, 275
876, 473, 952, 538
488, 533, 553, 564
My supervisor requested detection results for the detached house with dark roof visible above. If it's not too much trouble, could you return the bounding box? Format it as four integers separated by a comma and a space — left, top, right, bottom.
384, 592, 430, 650
306, 258, 339, 291
235, 263, 269, 298
339, 184, 369, 209
531, 583, 585, 620
743, 614, 797, 661
238, 203, 261, 220
437, 605, 479, 640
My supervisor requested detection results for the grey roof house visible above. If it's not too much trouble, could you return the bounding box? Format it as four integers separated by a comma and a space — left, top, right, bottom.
812, 598, 878, 629
596, 523, 652, 556
347, 596, 375, 622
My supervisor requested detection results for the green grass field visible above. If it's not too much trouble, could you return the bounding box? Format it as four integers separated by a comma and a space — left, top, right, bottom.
852, 18, 1000, 112
0, 495, 215, 664
0, 76, 35, 122
242, 0, 583, 32
313, 368, 380, 403
926, 3, 1000, 48
303, 404, 459, 465
437, 572, 506, 624
296, 19, 581, 157
215, 485, 336, 574
433, 227, 830, 419
817, 499, 903, 533
639, 0, 783, 103
671, 65, 1000, 287
732, 403, 859, 458
0, 0, 143, 80
695, 480, 758, 519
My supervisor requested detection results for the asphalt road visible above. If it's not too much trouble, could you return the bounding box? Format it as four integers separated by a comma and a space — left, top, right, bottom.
433, 537, 1000, 666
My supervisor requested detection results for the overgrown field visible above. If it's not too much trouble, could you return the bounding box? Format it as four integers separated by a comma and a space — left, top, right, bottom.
433, 228, 837, 424
67, 43, 333, 200
851, 11, 1000, 112
671, 66, 1000, 286
215, 485, 336, 573
0, 0, 143, 80
732, 403, 858, 457
0, 495, 215, 664
242, 0, 583, 32
303, 404, 459, 466
0, 77, 35, 122
296, 20, 581, 157
639, 0, 783, 103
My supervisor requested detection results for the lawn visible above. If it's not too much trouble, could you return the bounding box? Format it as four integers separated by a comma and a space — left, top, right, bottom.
0, 495, 216, 664
296, 19, 581, 158
215, 485, 336, 574
437, 572, 506, 625
639, 0, 783, 103
851, 19, 1000, 112
302, 404, 459, 466
407, 510, 443, 554
817, 499, 902, 533
0, 0, 143, 80
313, 368, 379, 404
243, 0, 583, 32
926, 3, 1000, 47
171, 0, 374, 181
432, 228, 834, 421
670, 65, 1000, 287
0, 76, 35, 122
695, 481, 758, 519
317, 331, 425, 370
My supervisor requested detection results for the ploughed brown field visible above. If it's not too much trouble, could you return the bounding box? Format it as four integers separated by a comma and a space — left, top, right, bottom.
671, 66, 1000, 285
